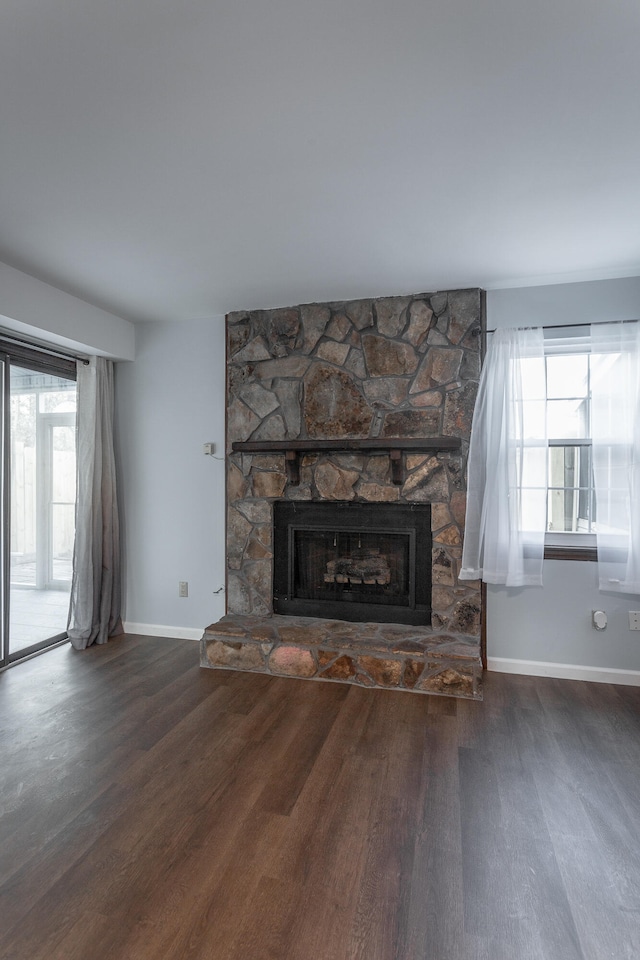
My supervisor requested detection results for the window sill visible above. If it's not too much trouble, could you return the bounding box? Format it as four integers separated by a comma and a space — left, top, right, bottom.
544, 544, 597, 562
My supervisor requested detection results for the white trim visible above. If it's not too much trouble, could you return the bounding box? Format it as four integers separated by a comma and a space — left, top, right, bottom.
487, 656, 640, 686
123, 621, 202, 641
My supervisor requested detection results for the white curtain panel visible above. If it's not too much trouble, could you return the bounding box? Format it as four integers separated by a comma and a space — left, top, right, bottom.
67, 356, 123, 649
591, 320, 640, 594
460, 326, 547, 586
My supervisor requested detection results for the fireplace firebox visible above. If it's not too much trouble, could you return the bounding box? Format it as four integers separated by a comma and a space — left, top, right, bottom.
273, 501, 431, 625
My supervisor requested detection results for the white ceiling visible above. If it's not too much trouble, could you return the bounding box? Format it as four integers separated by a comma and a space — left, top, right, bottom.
1, 0, 639, 323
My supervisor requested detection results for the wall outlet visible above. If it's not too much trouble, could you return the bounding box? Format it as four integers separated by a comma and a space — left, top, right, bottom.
629, 611, 640, 630
592, 610, 607, 631
179, 581, 189, 598
203, 442, 215, 456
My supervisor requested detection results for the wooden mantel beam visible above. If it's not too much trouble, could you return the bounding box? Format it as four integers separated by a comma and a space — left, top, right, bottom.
231, 437, 462, 486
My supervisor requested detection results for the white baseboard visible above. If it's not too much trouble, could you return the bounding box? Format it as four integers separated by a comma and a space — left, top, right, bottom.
123, 621, 203, 641
487, 656, 640, 686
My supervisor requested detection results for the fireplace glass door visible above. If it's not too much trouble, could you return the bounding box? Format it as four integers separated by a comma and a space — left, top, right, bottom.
273, 501, 431, 625
294, 528, 411, 606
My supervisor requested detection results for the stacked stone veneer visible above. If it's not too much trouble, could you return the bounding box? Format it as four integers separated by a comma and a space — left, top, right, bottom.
201, 288, 484, 699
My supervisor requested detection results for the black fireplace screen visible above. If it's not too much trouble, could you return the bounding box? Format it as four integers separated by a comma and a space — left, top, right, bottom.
273, 501, 431, 625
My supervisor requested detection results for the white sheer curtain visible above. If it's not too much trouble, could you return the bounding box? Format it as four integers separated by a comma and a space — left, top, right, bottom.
460, 326, 547, 586
67, 356, 123, 649
591, 320, 640, 594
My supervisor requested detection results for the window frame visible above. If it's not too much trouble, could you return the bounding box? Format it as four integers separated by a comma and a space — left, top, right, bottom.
0, 342, 78, 668
542, 329, 597, 561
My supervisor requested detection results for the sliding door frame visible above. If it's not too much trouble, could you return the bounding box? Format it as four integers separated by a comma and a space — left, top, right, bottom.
1, 354, 8, 668
0, 342, 77, 668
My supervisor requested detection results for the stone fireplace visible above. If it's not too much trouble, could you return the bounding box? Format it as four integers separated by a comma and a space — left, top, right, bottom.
200, 288, 484, 699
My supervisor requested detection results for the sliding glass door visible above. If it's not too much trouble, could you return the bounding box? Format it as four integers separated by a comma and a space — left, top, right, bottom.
1, 352, 77, 667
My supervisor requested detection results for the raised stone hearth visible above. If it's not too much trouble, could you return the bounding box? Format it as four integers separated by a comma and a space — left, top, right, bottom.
201, 614, 482, 698
201, 288, 485, 699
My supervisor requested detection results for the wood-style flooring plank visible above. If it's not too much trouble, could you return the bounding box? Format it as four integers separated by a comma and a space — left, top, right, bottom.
1, 637, 640, 959
394, 713, 464, 960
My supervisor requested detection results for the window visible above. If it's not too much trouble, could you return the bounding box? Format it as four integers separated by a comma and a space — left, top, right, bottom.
461, 321, 640, 587
0, 341, 78, 667
546, 344, 594, 547
521, 329, 621, 556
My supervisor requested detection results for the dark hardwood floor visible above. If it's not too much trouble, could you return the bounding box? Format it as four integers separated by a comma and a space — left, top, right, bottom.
1, 635, 639, 960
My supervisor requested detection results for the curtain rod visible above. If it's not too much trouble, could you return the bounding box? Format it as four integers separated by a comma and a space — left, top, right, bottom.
486, 318, 639, 334
0, 328, 90, 364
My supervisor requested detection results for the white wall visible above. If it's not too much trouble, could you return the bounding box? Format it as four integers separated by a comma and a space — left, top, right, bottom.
486, 276, 640, 680
115, 318, 226, 638
488, 275, 640, 329
0, 260, 135, 360
0, 260, 224, 639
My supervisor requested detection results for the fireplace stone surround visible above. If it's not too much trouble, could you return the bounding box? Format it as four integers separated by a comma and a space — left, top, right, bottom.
200, 288, 484, 699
